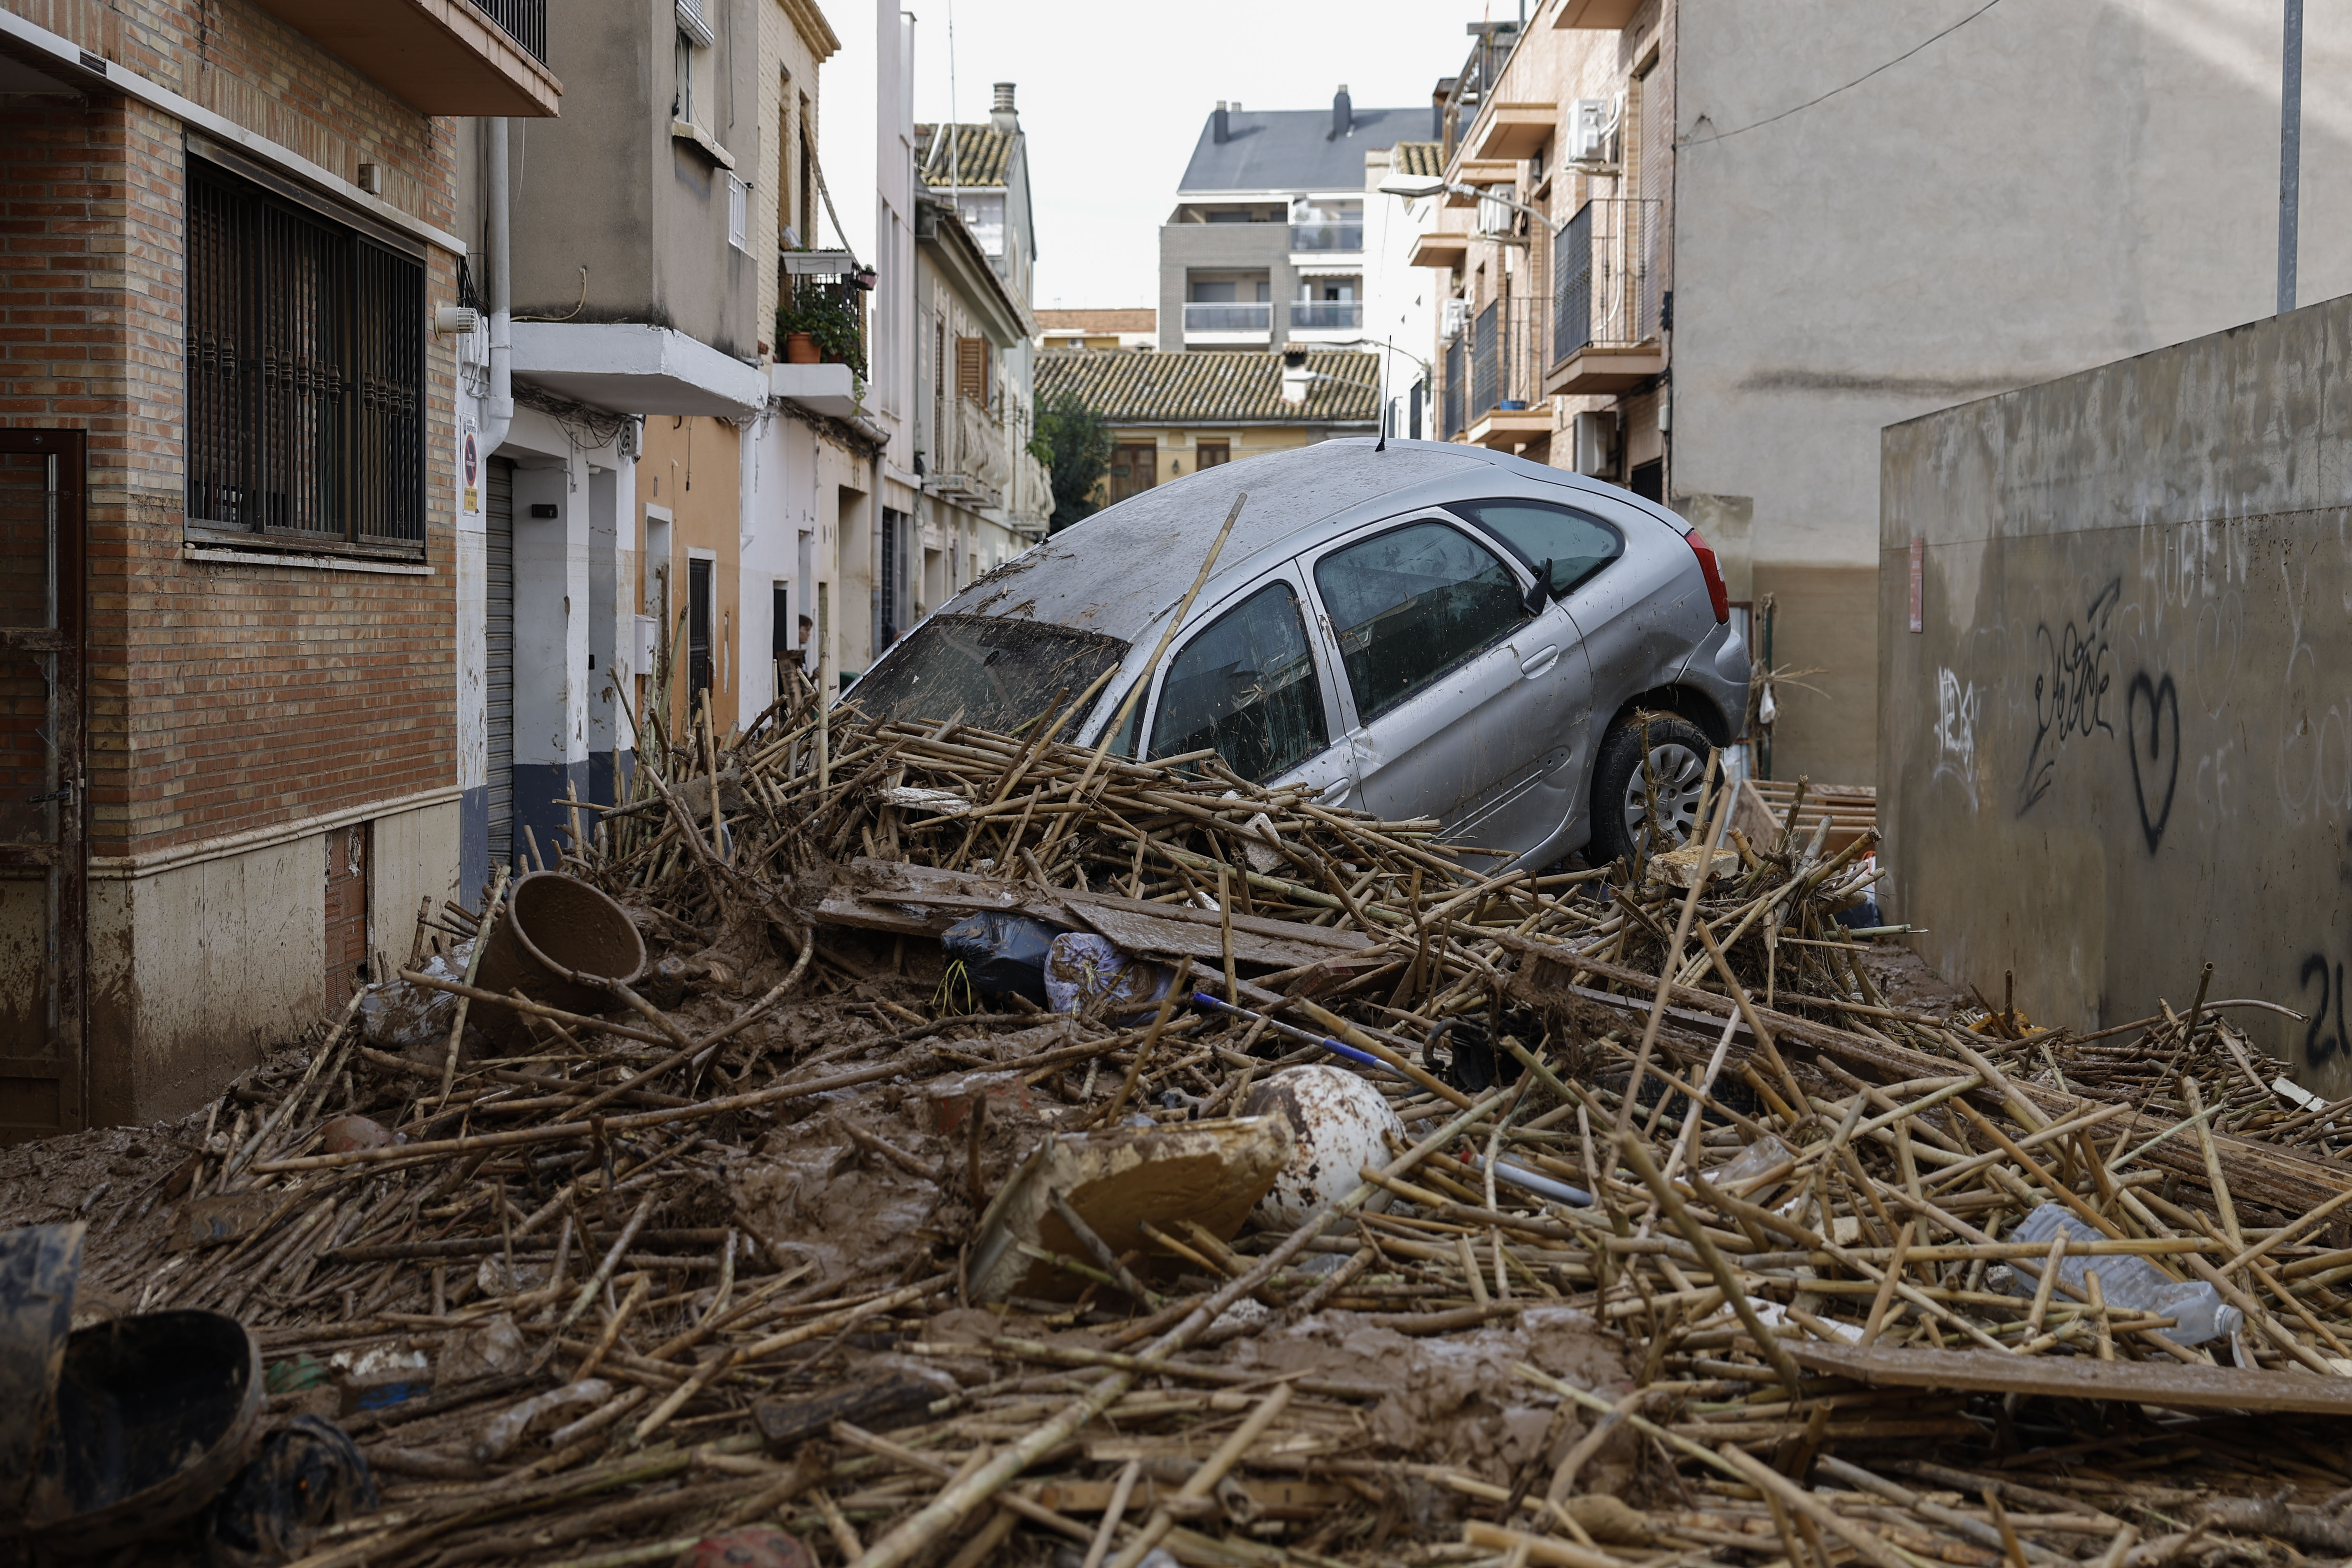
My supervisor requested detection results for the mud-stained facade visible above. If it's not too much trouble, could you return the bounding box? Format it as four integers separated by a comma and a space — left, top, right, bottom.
1881, 297, 2352, 1088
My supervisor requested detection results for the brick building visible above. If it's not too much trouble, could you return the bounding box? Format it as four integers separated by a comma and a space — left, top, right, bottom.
0, 0, 558, 1135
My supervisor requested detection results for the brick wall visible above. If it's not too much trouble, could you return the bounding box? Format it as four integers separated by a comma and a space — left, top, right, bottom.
0, 0, 461, 859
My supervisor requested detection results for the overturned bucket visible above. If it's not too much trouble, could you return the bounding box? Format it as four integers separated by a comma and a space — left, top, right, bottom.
469, 872, 648, 1048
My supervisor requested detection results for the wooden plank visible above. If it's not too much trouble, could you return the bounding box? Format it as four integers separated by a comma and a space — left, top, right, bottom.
1070, 901, 1368, 973
1785, 1341, 2352, 1415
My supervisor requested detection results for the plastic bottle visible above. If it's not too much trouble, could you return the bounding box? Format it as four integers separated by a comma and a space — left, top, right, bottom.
1990, 1203, 2242, 1347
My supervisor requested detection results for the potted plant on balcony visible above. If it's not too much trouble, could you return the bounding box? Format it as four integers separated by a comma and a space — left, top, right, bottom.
776, 277, 866, 375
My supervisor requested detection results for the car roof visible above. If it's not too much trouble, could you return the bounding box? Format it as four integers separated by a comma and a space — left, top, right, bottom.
943, 438, 1684, 648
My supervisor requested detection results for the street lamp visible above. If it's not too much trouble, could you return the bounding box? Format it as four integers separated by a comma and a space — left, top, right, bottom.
1375, 173, 1549, 242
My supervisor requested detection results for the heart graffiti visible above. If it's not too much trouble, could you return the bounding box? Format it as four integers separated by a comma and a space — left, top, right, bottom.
2126, 671, 2179, 854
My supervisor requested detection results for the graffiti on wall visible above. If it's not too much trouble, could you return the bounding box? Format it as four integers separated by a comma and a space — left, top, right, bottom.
2125, 672, 2179, 852
1933, 667, 1981, 811
2016, 579, 2119, 815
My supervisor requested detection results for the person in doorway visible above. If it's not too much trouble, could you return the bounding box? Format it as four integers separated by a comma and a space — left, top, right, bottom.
789, 613, 814, 669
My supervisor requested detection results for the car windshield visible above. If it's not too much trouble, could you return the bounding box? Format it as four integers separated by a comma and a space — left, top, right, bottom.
849, 614, 1130, 733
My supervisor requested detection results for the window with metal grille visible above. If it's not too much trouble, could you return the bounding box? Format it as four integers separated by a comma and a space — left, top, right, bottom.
185, 158, 425, 555
956, 336, 988, 406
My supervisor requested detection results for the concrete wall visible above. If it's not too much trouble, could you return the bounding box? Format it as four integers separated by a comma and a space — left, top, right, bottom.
509, 0, 758, 355
1881, 294, 2352, 1090
1679, 0, 2352, 787
82, 793, 460, 1123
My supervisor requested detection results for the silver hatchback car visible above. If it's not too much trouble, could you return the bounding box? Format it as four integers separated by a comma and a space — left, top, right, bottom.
851, 439, 1749, 870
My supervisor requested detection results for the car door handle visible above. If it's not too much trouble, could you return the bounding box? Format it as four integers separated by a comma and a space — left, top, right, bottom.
1518, 645, 1559, 679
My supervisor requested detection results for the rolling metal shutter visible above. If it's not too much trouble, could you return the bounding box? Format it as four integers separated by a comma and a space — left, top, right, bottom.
485, 457, 514, 873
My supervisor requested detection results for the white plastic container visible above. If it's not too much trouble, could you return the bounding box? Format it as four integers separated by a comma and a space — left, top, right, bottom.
1244, 1065, 1406, 1228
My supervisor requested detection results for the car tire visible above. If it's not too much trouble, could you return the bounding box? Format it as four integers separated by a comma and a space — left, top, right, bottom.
1587, 714, 1714, 867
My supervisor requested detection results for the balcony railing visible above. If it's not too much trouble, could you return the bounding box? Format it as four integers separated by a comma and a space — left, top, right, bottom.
1553, 197, 1662, 362
1289, 300, 1362, 330
1464, 298, 1544, 424
1183, 303, 1271, 333
1443, 334, 1465, 439
467, 0, 547, 63
1289, 223, 1363, 253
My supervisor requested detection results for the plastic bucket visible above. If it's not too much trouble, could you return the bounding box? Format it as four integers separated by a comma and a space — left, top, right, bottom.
469, 872, 648, 1047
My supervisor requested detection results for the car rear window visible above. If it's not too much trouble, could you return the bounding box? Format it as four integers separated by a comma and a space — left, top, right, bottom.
1449, 498, 1622, 597
848, 614, 1130, 733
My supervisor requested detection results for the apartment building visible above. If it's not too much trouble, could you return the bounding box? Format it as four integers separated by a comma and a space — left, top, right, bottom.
896, 86, 1050, 649
0, 0, 555, 1134
1034, 351, 1379, 506
1159, 89, 1426, 353
1407, 0, 2352, 786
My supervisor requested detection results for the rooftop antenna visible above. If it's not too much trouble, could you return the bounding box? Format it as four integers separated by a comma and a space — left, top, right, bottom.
1375, 337, 1391, 450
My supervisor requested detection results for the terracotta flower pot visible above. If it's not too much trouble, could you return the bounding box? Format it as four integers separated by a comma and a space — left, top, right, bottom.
784, 332, 819, 365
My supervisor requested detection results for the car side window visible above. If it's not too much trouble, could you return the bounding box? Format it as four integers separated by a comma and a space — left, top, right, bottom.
1313, 520, 1528, 726
1449, 498, 1623, 598
1149, 581, 1330, 784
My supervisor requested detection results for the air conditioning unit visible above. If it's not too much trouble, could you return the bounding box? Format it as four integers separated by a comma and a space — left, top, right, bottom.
1442, 298, 1471, 338
1569, 97, 1618, 163
1573, 410, 1616, 477
1475, 186, 1517, 238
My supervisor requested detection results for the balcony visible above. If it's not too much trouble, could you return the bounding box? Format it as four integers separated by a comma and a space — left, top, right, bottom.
1553, 0, 1643, 26
244, 0, 560, 115
1289, 300, 1362, 332
1442, 161, 1520, 207
1183, 302, 1271, 342
1449, 299, 1551, 450
1547, 197, 1666, 394
1408, 230, 1472, 270
1469, 102, 1555, 161
1288, 223, 1363, 254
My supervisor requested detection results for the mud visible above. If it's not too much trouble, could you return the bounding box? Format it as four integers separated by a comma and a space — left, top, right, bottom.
1220, 1306, 1635, 1490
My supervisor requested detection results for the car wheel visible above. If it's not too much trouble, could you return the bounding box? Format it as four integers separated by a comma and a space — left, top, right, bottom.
1588, 714, 1714, 866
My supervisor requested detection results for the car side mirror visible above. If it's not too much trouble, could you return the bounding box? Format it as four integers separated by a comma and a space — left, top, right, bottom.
1522, 558, 1554, 618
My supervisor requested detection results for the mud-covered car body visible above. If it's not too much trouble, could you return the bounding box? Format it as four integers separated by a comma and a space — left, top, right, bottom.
850, 439, 1747, 870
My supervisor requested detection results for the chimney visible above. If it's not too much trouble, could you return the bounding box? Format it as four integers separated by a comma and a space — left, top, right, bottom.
1331, 84, 1353, 141
1213, 100, 1229, 144
991, 82, 1018, 134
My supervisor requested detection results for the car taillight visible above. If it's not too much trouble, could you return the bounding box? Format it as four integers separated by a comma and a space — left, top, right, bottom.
1685, 528, 1730, 625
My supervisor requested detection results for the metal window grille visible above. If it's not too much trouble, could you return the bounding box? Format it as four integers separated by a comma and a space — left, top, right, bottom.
186, 160, 425, 551
464, 0, 546, 63
727, 175, 749, 250
1470, 301, 1500, 421
1442, 334, 1465, 440
1554, 203, 1593, 363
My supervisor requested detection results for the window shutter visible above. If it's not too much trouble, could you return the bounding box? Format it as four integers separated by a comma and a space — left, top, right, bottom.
956, 336, 987, 404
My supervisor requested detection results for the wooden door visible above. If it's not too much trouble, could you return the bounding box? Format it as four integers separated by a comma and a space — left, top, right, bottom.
1109, 443, 1157, 503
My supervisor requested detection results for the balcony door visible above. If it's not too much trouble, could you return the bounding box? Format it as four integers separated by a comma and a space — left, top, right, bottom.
0, 430, 84, 1141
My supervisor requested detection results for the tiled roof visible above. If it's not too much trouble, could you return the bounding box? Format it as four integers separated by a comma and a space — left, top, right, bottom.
1391, 141, 1444, 179
1037, 308, 1155, 333
1036, 349, 1379, 425
1179, 106, 1425, 194
915, 122, 1012, 187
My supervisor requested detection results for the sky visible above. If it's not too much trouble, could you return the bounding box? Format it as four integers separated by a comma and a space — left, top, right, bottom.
904, 0, 1510, 309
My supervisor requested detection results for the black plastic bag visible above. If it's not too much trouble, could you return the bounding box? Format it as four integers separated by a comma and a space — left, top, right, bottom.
940, 913, 1070, 1008
199, 1416, 376, 1568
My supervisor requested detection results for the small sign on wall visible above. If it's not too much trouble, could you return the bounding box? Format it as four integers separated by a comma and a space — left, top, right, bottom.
1908, 536, 1925, 632
462, 422, 480, 515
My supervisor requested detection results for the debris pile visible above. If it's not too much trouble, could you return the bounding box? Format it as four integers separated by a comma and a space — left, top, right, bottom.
16, 694, 2352, 1568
